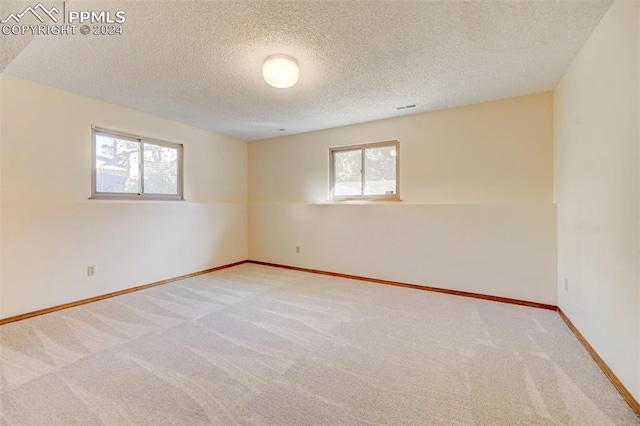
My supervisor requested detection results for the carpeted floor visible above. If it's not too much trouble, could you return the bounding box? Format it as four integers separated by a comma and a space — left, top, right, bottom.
0, 263, 638, 425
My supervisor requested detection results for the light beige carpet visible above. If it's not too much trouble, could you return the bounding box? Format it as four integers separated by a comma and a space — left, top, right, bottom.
0, 263, 638, 425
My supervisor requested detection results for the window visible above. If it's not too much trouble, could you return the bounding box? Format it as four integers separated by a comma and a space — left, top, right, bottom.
330, 140, 399, 200
91, 128, 183, 200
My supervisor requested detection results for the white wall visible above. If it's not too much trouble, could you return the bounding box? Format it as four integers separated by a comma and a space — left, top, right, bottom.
249, 93, 557, 304
554, 0, 640, 401
0, 75, 248, 319
0, 75, 3, 317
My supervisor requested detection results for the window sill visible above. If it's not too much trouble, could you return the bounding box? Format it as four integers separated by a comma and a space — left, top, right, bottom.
89, 196, 185, 202
324, 198, 403, 204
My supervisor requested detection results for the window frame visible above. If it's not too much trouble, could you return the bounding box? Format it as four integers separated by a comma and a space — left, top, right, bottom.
91, 127, 184, 201
329, 139, 400, 201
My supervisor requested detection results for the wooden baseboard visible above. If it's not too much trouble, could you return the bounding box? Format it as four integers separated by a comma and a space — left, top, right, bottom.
248, 260, 557, 310
558, 308, 640, 416
0, 260, 248, 326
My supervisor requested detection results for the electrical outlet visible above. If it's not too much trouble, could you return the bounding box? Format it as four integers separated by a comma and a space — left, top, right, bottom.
295, 246, 300, 254
87, 265, 96, 277
564, 278, 569, 292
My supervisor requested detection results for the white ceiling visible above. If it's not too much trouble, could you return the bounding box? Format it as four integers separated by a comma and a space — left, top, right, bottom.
4, 0, 613, 141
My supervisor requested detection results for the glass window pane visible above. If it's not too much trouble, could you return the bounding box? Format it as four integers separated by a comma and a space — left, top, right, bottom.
364, 145, 396, 195
143, 143, 178, 195
333, 150, 362, 196
95, 134, 141, 193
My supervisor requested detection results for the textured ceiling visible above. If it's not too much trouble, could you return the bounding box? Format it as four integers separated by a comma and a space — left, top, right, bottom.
0, 1, 36, 72
4, 0, 613, 141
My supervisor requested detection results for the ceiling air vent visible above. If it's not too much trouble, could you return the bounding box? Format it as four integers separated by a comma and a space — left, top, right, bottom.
396, 104, 417, 110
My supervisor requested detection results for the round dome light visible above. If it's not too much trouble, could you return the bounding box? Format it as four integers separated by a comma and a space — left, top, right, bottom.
263, 55, 299, 88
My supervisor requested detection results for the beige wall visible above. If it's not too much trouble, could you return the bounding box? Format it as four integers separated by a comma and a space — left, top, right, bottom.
554, 0, 640, 400
0, 75, 248, 319
0, 75, 3, 317
249, 93, 557, 304
251, 93, 553, 204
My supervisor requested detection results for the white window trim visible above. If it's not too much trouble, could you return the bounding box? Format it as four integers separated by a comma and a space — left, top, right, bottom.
329, 139, 400, 201
91, 126, 184, 201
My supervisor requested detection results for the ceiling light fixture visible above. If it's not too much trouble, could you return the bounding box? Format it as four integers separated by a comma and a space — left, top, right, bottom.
263, 55, 299, 88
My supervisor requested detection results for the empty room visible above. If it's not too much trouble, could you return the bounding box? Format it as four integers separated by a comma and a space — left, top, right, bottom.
0, 0, 639, 424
